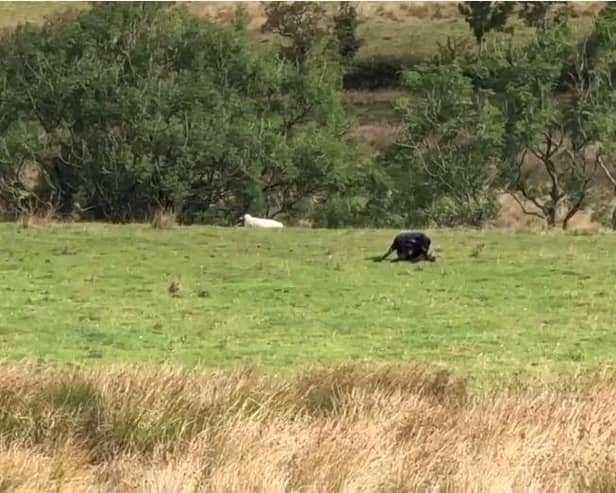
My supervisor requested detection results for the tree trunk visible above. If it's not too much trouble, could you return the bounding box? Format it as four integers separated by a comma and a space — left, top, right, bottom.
611, 206, 616, 231
546, 204, 556, 228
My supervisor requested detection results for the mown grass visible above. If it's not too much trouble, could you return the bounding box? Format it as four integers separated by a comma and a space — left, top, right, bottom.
2, 364, 616, 491
1, 223, 616, 384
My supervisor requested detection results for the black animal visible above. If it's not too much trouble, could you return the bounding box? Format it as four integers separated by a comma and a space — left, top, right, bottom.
376, 231, 436, 263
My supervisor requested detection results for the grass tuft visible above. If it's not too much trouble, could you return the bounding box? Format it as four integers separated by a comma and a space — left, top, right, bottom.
16, 205, 58, 229
151, 207, 177, 230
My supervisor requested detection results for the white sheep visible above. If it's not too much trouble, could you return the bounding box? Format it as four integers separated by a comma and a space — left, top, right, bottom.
239, 213, 284, 228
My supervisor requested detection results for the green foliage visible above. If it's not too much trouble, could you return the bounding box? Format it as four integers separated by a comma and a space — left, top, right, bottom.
483, 15, 609, 229
1, 1, 610, 229
333, 2, 362, 67
517, 2, 566, 32
261, 2, 363, 76
392, 62, 504, 227
260, 1, 331, 67
584, 3, 616, 82
0, 2, 371, 225
583, 5, 616, 229
458, 1, 515, 53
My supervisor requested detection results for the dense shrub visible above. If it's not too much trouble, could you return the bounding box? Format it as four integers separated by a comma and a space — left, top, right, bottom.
0, 3, 378, 225
2, 3, 616, 229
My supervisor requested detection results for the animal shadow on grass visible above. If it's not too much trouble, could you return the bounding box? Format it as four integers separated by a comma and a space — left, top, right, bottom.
366, 245, 442, 263
365, 255, 438, 264
365, 255, 404, 263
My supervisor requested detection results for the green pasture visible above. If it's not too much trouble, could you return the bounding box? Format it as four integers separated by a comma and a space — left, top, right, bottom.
1, 224, 615, 383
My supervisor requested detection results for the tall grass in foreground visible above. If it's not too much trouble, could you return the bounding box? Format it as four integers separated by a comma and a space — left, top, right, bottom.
1, 365, 616, 492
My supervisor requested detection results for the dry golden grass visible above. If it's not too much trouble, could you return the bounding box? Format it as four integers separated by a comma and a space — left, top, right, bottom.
151, 206, 178, 230
493, 193, 603, 233
16, 205, 58, 229
4, 1, 602, 31
182, 2, 604, 25
345, 122, 404, 153
1, 364, 616, 492
346, 89, 406, 103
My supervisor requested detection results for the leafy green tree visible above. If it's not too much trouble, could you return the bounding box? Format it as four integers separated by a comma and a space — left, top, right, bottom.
0, 2, 370, 225
486, 16, 604, 229
583, 7, 616, 229
261, 1, 330, 67
333, 2, 362, 66
0, 120, 52, 216
392, 63, 504, 227
517, 2, 565, 32
458, 1, 515, 55
583, 3, 616, 81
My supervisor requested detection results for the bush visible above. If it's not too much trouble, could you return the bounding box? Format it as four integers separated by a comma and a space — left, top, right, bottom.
387, 62, 505, 228
429, 195, 500, 228
334, 2, 362, 66
0, 3, 374, 226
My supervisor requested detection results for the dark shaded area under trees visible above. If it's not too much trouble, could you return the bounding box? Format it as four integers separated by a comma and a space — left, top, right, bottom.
1, 1, 616, 229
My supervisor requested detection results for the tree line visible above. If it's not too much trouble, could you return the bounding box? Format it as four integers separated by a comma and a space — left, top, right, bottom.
1, 1, 616, 229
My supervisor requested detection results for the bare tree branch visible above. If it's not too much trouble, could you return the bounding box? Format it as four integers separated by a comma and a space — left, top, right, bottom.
508, 191, 545, 219
598, 155, 616, 188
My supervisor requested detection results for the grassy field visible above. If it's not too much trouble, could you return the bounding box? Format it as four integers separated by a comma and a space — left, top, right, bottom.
0, 2, 600, 55
2, 364, 616, 491
3, 5, 616, 490
0, 2, 86, 30
2, 223, 616, 384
